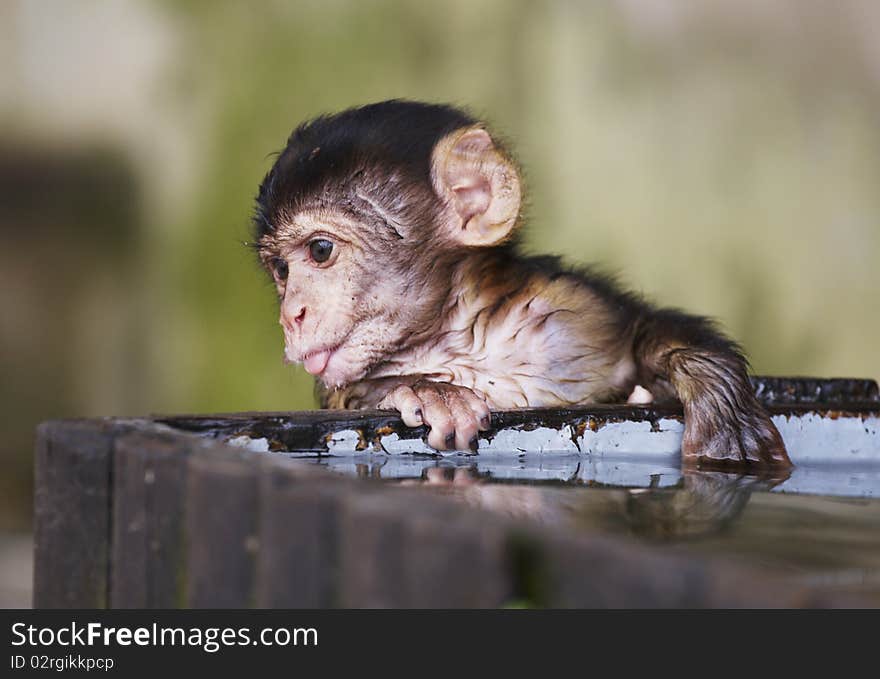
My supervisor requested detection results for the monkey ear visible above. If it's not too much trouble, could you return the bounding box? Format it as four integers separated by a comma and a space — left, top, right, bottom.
431, 126, 522, 247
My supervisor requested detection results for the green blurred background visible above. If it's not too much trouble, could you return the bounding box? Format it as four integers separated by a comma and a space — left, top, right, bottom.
1, 0, 879, 602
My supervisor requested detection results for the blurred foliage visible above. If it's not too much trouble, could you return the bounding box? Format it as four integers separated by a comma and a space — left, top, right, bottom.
1, 0, 879, 527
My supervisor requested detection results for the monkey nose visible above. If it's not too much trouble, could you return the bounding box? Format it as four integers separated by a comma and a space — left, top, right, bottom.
280, 305, 306, 333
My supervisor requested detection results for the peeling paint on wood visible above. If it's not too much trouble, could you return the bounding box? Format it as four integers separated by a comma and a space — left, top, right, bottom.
149, 376, 880, 497
161, 405, 880, 463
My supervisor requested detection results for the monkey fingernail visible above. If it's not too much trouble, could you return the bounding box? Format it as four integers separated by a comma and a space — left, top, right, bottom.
444, 432, 456, 448
468, 435, 479, 453
413, 408, 423, 424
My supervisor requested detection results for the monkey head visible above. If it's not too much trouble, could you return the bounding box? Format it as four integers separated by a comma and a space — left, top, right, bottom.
254, 101, 522, 388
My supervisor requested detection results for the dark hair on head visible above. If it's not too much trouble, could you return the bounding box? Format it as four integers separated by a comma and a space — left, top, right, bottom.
253, 100, 478, 241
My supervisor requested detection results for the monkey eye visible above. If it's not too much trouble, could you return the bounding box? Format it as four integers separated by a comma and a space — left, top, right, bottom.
271, 258, 288, 281
308, 239, 334, 264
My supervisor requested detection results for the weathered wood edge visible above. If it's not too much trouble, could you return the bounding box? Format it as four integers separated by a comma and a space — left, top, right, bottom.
33, 420, 132, 608
153, 376, 879, 453
111, 431, 194, 608
155, 403, 880, 455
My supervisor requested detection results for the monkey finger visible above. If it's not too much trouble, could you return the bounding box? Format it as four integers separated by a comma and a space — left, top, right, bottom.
417, 389, 457, 450
444, 392, 481, 451
459, 389, 492, 430
378, 385, 424, 427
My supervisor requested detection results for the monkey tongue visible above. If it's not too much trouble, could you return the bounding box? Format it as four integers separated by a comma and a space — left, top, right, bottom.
303, 349, 332, 375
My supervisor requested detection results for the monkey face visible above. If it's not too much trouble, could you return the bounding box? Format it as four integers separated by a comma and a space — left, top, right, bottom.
260, 207, 442, 388
254, 101, 523, 389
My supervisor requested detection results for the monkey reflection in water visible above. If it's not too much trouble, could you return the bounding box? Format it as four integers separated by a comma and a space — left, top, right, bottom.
622, 470, 790, 539
253, 100, 791, 470
397, 466, 791, 540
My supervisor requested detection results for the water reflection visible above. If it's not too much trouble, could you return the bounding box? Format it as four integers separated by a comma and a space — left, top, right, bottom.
227, 411, 879, 607
384, 465, 790, 541
302, 455, 880, 600
623, 469, 790, 540
312, 450, 880, 499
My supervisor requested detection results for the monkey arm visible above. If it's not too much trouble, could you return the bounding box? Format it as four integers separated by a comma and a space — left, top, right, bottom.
628, 308, 791, 468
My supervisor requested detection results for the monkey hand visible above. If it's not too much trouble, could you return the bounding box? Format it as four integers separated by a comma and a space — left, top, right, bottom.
681, 398, 791, 469
377, 380, 492, 452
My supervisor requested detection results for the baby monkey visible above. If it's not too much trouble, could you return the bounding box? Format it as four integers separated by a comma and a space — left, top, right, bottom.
254, 100, 791, 469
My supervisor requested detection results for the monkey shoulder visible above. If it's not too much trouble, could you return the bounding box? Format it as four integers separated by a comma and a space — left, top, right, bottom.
514, 264, 642, 341
430, 265, 636, 407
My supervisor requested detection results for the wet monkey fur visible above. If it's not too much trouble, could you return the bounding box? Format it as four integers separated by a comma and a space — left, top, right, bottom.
253, 100, 791, 469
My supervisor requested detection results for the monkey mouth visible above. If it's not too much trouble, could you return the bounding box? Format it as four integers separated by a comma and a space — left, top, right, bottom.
300, 344, 341, 376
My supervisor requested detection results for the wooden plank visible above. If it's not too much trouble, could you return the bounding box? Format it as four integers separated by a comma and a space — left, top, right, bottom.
111, 431, 191, 608
337, 488, 511, 608
33, 420, 119, 608
533, 529, 709, 608
395, 499, 510, 607
530, 526, 859, 608
255, 459, 347, 607
184, 446, 260, 608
